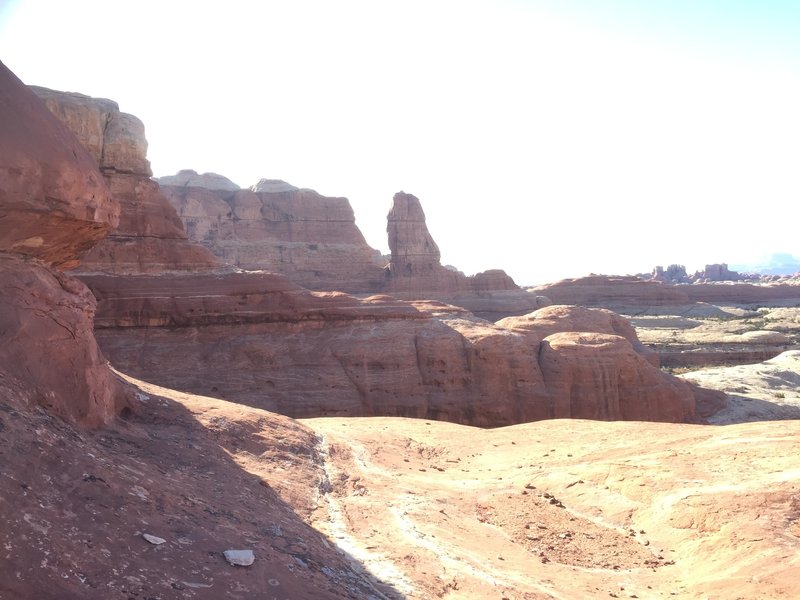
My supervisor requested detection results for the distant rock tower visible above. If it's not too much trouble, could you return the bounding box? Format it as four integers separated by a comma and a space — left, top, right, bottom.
386, 191, 442, 278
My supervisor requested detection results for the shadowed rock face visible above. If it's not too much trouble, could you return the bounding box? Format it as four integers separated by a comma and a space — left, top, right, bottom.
31, 87, 221, 275
0, 255, 126, 426
0, 61, 128, 426
0, 68, 118, 269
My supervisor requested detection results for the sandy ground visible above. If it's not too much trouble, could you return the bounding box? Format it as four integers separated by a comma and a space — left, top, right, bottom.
3, 352, 799, 599
303, 414, 800, 599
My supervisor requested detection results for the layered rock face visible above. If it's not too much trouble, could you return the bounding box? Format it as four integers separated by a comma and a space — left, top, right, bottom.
86, 275, 712, 425
0, 61, 128, 426
162, 180, 548, 319
32, 89, 221, 274
160, 174, 386, 291
1, 78, 118, 269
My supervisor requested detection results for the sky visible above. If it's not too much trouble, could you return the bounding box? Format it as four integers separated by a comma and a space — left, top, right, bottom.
1, 0, 799, 284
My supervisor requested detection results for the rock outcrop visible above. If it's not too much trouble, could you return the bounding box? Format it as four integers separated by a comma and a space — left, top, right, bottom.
32, 88, 221, 274
160, 177, 387, 291
157, 168, 240, 192
382, 191, 550, 319
0, 61, 128, 426
19, 79, 720, 426
85, 273, 714, 425
161, 181, 549, 319
1, 78, 118, 269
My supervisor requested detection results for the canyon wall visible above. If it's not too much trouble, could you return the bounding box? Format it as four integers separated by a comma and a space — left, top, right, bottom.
32, 89, 221, 274
160, 171, 386, 290
85, 274, 718, 425
30, 81, 722, 426
0, 62, 129, 426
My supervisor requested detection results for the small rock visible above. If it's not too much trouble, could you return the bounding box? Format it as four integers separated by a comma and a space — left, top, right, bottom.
142, 533, 166, 545
224, 549, 255, 566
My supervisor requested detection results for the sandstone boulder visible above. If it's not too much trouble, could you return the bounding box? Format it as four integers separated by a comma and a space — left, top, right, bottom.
0, 256, 126, 426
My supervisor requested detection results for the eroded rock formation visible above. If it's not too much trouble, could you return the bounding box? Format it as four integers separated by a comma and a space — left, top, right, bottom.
160, 175, 386, 291
161, 179, 549, 319
0, 61, 128, 426
32, 88, 221, 274
85, 275, 715, 425
22, 81, 721, 426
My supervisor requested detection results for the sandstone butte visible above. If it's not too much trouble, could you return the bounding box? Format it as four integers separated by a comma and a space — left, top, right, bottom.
159, 171, 549, 320
2, 61, 799, 599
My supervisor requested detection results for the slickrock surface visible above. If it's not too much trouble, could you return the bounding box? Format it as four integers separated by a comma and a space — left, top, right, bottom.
84, 273, 716, 425
161, 176, 387, 290
0, 61, 128, 426
682, 350, 800, 423
306, 415, 800, 599
4, 368, 796, 599
628, 303, 799, 369
31, 88, 221, 274
0, 66, 118, 269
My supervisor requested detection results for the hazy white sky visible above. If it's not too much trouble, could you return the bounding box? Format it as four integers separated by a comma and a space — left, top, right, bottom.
2, 0, 799, 284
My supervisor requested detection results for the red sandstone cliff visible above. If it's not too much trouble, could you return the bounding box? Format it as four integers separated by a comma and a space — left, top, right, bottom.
32, 88, 221, 274
0, 62, 129, 426
83, 273, 717, 425
160, 171, 386, 290
161, 177, 549, 319
29, 82, 721, 426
